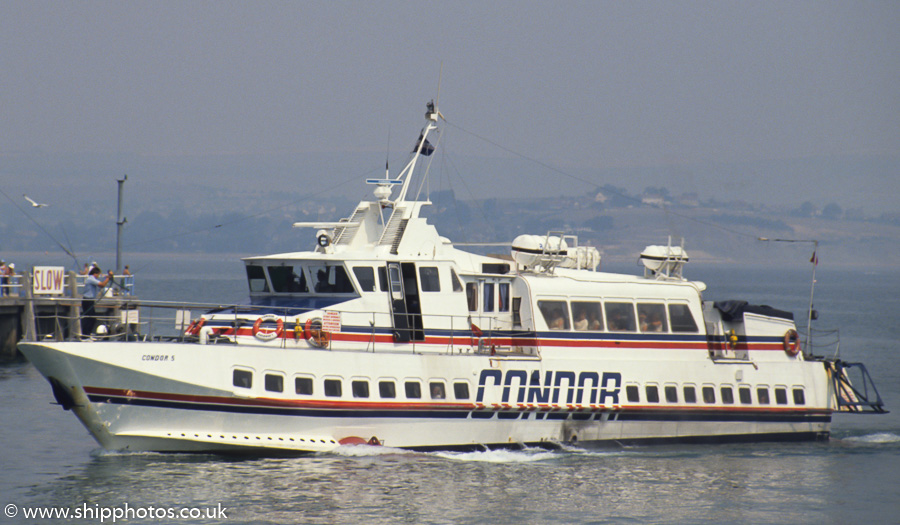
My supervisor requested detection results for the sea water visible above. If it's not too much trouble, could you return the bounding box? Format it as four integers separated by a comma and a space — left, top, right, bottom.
1, 258, 898, 524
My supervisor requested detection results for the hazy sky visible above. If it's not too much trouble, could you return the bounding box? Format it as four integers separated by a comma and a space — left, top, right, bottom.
2, 2, 898, 197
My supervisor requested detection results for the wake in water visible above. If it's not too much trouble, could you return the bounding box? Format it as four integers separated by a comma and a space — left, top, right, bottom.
840, 432, 900, 444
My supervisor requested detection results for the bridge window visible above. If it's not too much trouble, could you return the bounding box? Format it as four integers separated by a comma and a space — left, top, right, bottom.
739, 387, 752, 404
405, 381, 422, 399
499, 283, 510, 312
638, 303, 668, 333
605, 302, 636, 332
419, 267, 440, 292
451, 269, 463, 292
310, 265, 355, 294
378, 267, 388, 292
482, 263, 510, 274
775, 387, 788, 405
721, 386, 735, 404
265, 374, 284, 393
572, 302, 603, 331
669, 304, 699, 332
483, 283, 495, 312
352, 380, 369, 398
538, 300, 570, 330
352, 267, 376, 292
324, 379, 342, 397
702, 386, 716, 403
379, 381, 396, 398
466, 283, 478, 312
245, 265, 269, 293
454, 382, 470, 400
429, 382, 446, 400
268, 265, 308, 293
626, 385, 640, 402
757, 387, 770, 404
233, 369, 252, 389
683, 386, 697, 403
645, 385, 660, 403
792, 388, 806, 405
295, 377, 313, 395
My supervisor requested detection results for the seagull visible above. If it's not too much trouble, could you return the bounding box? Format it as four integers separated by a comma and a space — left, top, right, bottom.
23, 195, 48, 208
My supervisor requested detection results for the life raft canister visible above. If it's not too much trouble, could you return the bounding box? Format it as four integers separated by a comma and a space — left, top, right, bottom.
305, 318, 331, 348
252, 314, 284, 341
783, 329, 801, 356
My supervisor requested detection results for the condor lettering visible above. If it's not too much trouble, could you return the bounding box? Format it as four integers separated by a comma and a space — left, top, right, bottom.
476, 369, 621, 405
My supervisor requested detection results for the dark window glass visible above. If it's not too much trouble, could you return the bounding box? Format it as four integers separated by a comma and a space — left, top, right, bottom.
739, 387, 752, 404
684, 386, 697, 403
646, 385, 660, 403
378, 267, 388, 292
775, 388, 788, 405
665, 386, 678, 403
245, 265, 269, 293
638, 303, 668, 333
466, 283, 478, 312
483, 283, 495, 312
605, 302, 636, 332
265, 374, 284, 393
702, 386, 716, 404
513, 297, 522, 326
626, 385, 640, 402
405, 381, 422, 399
669, 304, 699, 332
268, 266, 308, 293
454, 382, 470, 400
419, 267, 440, 292
572, 302, 603, 331
295, 377, 313, 395
352, 267, 376, 292
792, 388, 805, 405
482, 263, 510, 274
757, 387, 770, 405
498, 283, 510, 312
451, 269, 463, 292
721, 386, 735, 404
324, 379, 342, 397
379, 381, 396, 398
538, 300, 570, 330
310, 265, 355, 294
352, 380, 369, 398
429, 382, 446, 400
233, 369, 252, 389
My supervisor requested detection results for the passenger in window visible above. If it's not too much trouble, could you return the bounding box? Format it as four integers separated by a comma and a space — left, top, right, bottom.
431, 384, 445, 399
638, 311, 649, 332
550, 308, 566, 330
588, 309, 602, 331
649, 313, 665, 332
574, 307, 588, 331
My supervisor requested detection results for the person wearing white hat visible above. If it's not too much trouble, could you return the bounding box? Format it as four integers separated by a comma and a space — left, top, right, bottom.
0, 260, 7, 297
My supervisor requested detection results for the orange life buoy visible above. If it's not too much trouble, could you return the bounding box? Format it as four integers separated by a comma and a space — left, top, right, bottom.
783, 329, 800, 356
305, 318, 330, 348
252, 314, 284, 341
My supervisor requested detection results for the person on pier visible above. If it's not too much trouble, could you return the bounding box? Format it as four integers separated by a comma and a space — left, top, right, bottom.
82, 267, 114, 336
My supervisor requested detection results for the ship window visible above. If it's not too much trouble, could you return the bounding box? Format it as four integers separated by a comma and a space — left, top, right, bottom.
451, 269, 463, 292
378, 267, 388, 292
669, 304, 699, 332
265, 374, 284, 393
454, 382, 470, 400
483, 283, 495, 312
499, 283, 510, 312
233, 369, 252, 389
572, 302, 603, 331
626, 385, 640, 402
310, 265, 355, 294
352, 267, 376, 292
792, 388, 805, 405
702, 386, 716, 403
775, 387, 788, 405
352, 380, 369, 398
664, 385, 678, 403
405, 381, 422, 399
645, 385, 660, 403
324, 379, 342, 397
295, 377, 313, 395
268, 265, 308, 293
638, 304, 668, 333
482, 263, 510, 274
721, 386, 735, 404
512, 297, 522, 326
757, 387, 770, 405
379, 381, 396, 398
739, 387, 752, 404
245, 265, 269, 293
419, 267, 440, 292
429, 382, 446, 400
538, 300, 570, 330
605, 302, 636, 332
684, 386, 697, 403
466, 283, 478, 312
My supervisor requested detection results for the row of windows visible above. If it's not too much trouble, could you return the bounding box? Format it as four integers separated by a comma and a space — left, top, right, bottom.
625, 383, 806, 406
537, 300, 699, 333
248, 263, 465, 296
234, 369, 471, 400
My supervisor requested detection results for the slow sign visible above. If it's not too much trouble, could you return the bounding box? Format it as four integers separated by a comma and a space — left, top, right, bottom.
32, 266, 65, 295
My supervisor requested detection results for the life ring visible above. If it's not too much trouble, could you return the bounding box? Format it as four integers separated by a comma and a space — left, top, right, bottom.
185, 318, 205, 336
252, 314, 284, 341
305, 318, 330, 348
783, 329, 800, 356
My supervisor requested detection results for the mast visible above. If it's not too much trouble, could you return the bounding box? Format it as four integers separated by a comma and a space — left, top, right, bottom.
115, 175, 127, 274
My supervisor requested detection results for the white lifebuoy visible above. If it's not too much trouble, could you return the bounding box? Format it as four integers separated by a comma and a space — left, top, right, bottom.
252, 314, 284, 341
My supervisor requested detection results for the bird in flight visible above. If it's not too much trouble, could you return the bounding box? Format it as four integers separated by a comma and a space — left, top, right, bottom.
23, 195, 49, 208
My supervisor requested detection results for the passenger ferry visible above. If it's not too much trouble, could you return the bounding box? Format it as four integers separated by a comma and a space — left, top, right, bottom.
19, 102, 885, 453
